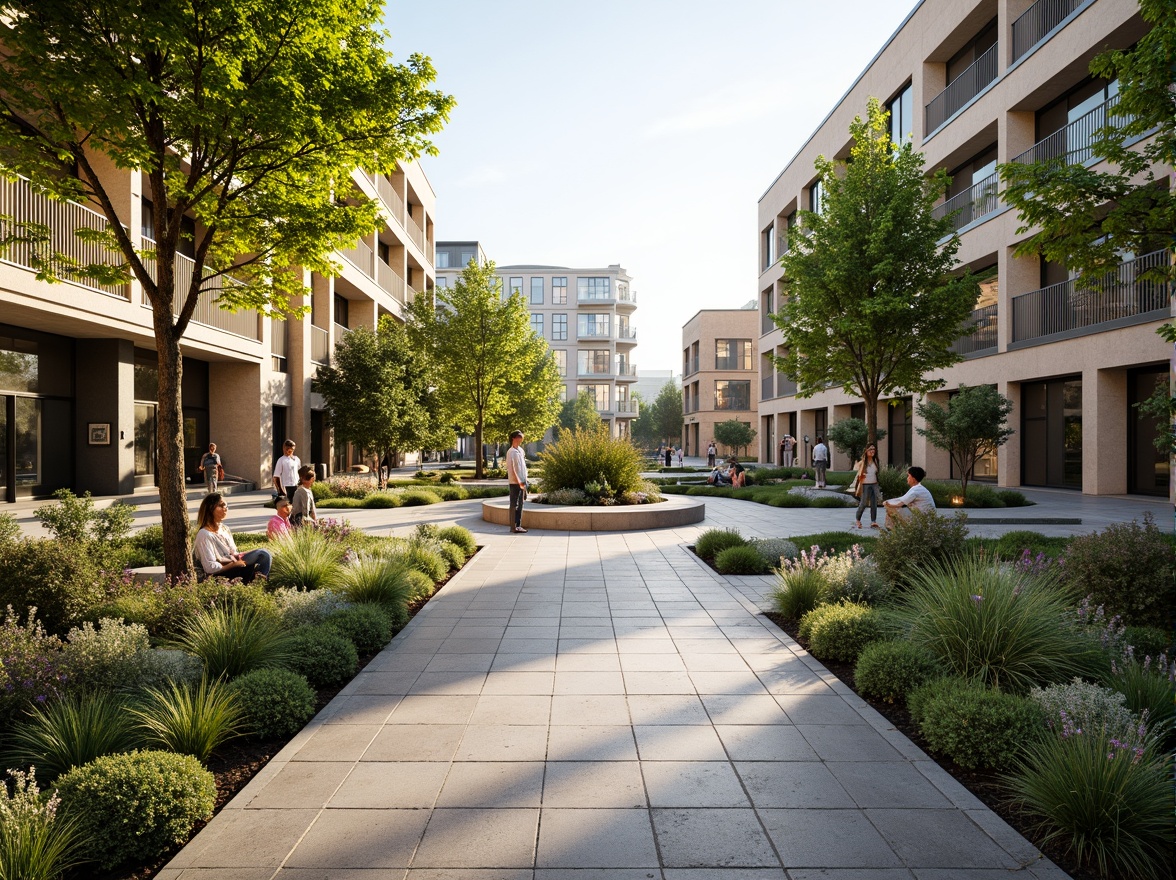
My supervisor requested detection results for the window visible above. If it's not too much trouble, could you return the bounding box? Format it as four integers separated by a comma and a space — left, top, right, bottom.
552, 277, 567, 304
530, 277, 544, 304
578, 314, 610, 338
552, 313, 567, 340
809, 179, 825, 215
715, 339, 753, 371
578, 384, 610, 411
435, 277, 448, 288
947, 19, 997, 85
435, 250, 450, 268
714, 380, 751, 410
508, 277, 523, 298
460, 249, 475, 265
333, 294, 349, 329
578, 349, 610, 375
887, 82, 913, 148
762, 223, 775, 270
577, 277, 611, 301
554, 349, 566, 378
530, 313, 543, 336
559, 384, 568, 402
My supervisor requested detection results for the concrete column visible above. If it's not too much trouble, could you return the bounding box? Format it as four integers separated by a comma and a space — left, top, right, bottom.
74, 339, 135, 497
913, 392, 952, 479
1084, 366, 1127, 495
352, 299, 377, 332
1001, 0, 1037, 67
998, 379, 1022, 487
1001, 109, 1036, 165
1002, 244, 1039, 350
798, 409, 819, 468
209, 361, 264, 485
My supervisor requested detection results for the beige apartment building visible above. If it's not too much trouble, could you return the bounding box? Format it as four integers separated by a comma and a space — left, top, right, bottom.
436, 246, 640, 440
758, 0, 1169, 496
682, 307, 760, 459
0, 161, 436, 502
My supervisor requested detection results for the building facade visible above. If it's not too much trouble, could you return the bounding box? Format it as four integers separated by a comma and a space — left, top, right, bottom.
757, 0, 1169, 495
682, 307, 760, 459
1, 161, 436, 502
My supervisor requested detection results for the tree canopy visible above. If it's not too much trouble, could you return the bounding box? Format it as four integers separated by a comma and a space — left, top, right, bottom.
713, 420, 756, 458
558, 391, 604, 437
828, 417, 887, 465
772, 98, 980, 447
0, 0, 453, 573
652, 382, 684, 445
408, 260, 561, 477
915, 385, 1014, 496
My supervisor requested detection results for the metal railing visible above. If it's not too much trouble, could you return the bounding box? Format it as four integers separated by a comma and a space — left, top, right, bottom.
404, 211, 425, 251
932, 172, 1001, 232
615, 400, 639, 414
685, 356, 700, 376
578, 327, 612, 340
311, 325, 330, 364
1012, 92, 1126, 168
1011, 250, 1170, 343
761, 375, 775, 401
340, 238, 374, 277
715, 356, 751, 371
0, 175, 129, 299
617, 288, 637, 304
578, 291, 615, 302
375, 175, 406, 226
616, 326, 637, 340
140, 237, 260, 339
375, 259, 405, 299
1012, 0, 1084, 61
949, 303, 998, 355
615, 362, 637, 377
577, 366, 612, 378
925, 42, 998, 133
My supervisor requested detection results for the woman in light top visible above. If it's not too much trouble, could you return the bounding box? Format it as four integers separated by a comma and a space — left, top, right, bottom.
193, 493, 272, 582
290, 465, 319, 528
854, 443, 882, 529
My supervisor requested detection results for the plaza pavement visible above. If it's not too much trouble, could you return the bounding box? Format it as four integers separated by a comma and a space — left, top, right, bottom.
7, 478, 1167, 878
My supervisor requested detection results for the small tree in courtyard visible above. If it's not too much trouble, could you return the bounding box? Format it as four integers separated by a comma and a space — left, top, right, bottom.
652, 382, 684, 447
713, 420, 756, 459
771, 98, 980, 448
916, 385, 1014, 496
828, 418, 887, 465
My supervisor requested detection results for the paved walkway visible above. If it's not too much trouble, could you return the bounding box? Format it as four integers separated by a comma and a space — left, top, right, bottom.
138, 489, 1158, 880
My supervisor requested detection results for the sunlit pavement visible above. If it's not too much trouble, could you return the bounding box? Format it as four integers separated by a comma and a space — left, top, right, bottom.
122, 485, 1154, 878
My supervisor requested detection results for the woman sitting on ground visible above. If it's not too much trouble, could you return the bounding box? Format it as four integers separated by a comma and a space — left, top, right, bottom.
290, 465, 319, 528
193, 492, 272, 583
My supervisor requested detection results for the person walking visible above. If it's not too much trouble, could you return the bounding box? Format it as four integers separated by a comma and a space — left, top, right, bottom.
664, 445, 673, 467
813, 435, 829, 488
506, 430, 529, 533
198, 443, 222, 494
706, 441, 717, 468
273, 439, 301, 500
676, 445, 683, 467
853, 443, 882, 529
781, 434, 795, 468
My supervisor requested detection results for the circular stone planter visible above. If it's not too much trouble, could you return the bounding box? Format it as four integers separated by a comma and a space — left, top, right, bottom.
482, 494, 705, 531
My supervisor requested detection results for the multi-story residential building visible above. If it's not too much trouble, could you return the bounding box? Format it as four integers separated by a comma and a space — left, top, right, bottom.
434, 241, 489, 282
757, 0, 1168, 495
0, 162, 435, 503
682, 307, 760, 459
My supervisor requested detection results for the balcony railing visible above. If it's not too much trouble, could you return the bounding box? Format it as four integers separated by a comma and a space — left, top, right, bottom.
617, 288, 637, 304
949, 303, 998, 355
340, 238, 374, 277
932, 172, 1001, 232
404, 211, 425, 252
311, 325, 330, 364
685, 356, 700, 376
270, 321, 288, 373
577, 366, 612, 378
375, 259, 405, 299
1012, 93, 1125, 168
761, 375, 774, 401
615, 363, 637, 377
1012, 0, 1085, 62
1011, 250, 1170, 344
715, 357, 752, 371
0, 175, 129, 299
615, 400, 639, 415
141, 238, 260, 339
926, 42, 998, 133
761, 311, 776, 335
578, 327, 612, 340
616, 326, 637, 340
376, 175, 406, 226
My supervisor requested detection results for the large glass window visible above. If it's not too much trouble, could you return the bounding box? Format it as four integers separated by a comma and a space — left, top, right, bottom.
577, 314, 610, 338
578, 349, 610, 376
530, 313, 543, 336
762, 224, 775, 269
809, 179, 825, 215
554, 349, 566, 378
578, 384, 610, 411
508, 277, 523, 298
552, 313, 567, 340
530, 277, 544, 304
577, 277, 611, 301
714, 380, 751, 410
887, 82, 913, 148
715, 339, 753, 370
552, 277, 567, 304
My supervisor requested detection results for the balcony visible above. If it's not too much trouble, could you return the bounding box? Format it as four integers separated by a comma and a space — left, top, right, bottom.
615, 363, 638, 379
1012, 0, 1086, 62
311, 325, 330, 364
715, 357, 752, 371
949, 303, 998, 356
141, 237, 260, 340
340, 238, 374, 277
271, 321, 288, 373
684, 356, 700, 377
374, 174, 407, 226
0, 175, 129, 299
404, 211, 426, 252
578, 290, 615, 303
932, 172, 1001, 233
616, 326, 637, 341
333, 322, 351, 342
761, 375, 774, 401
615, 400, 639, 415
1012, 93, 1126, 168
577, 366, 612, 379
761, 311, 776, 335
617, 288, 637, 305
926, 43, 998, 133
1011, 250, 1169, 345
577, 326, 612, 340
375, 259, 405, 299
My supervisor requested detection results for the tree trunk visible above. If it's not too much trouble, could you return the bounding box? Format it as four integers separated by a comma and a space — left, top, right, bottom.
473, 416, 484, 479
863, 391, 880, 457
153, 318, 194, 578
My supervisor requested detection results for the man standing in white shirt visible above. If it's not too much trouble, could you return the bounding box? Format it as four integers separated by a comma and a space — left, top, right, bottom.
272, 440, 302, 500
812, 435, 829, 488
505, 430, 529, 533
883, 465, 937, 529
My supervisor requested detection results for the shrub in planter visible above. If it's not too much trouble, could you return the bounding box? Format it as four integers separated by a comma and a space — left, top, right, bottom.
1104, 654, 1175, 747
1123, 625, 1173, 658
363, 491, 404, 509
772, 568, 828, 621
0, 511, 20, 546
3, 692, 142, 781
694, 529, 746, 560
854, 640, 939, 704
437, 525, 476, 558
60, 617, 151, 693
918, 681, 1046, 770
542, 487, 588, 505
196, 579, 280, 619
437, 540, 465, 571
405, 569, 436, 604
285, 626, 358, 688
138, 649, 204, 690
229, 668, 316, 740
0, 606, 65, 726
907, 675, 971, 725
398, 543, 447, 583
131, 677, 248, 761
167, 604, 294, 679
714, 544, 771, 575
55, 750, 216, 870
0, 539, 104, 634
537, 428, 644, 497
397, 488, 442, 506
800, 601, 883, 663
747, 537, 799, 566
1007, 727, 1174, 880
1058, 514, 1176, 627
434, 484, 468, 501
325, 604, 395, 655
1029, 678, 1139, 741
267, 528, 346, 591
337, 556, 413, 622
826, 557, 891, 606
274, 587, 353, 629
871, 510, 969, 591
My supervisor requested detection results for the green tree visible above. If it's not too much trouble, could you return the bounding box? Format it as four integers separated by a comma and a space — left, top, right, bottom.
558, 391, 603, 437
0, 1, 452, 575
652, 382, 684, 446
828, 417, 887, 464
408, 260, 561, 478
314, 317, 453, 487
772, 98, 980, 447
713, 420, 756, 458
915, 385, 1014, 496
629, 393, 657, 448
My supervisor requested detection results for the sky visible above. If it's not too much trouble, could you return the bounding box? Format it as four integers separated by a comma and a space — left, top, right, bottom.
384, 0, 918, 372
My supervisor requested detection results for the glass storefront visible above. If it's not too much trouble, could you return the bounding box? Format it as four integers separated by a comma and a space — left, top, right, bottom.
1022, 377, 1083, 489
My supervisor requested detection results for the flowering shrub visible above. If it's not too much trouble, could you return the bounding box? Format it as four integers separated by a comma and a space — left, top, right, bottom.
316, 518, 356, 543
1066, 596, 1127, 656
320, 474, 378, 499
0, 767, 83, 879
60, 617, 151, 692
1029, 678, 1139, 742
747, 537, 799, 566
0, 606, 65, 724
827, 557, 891, 606
1106, 652, 1175, 747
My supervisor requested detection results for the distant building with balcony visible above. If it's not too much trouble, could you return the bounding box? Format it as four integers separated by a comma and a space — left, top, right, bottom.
0, 161, 436, 502
682, 307, 760, 459
757, 0, 1168, 495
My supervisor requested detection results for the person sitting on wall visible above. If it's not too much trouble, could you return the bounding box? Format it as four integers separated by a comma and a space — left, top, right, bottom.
193, 493, 272, 583
882, 465, 936, 529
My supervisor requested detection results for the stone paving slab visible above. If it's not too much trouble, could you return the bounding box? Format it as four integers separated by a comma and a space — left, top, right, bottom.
161, 509, 1072, 879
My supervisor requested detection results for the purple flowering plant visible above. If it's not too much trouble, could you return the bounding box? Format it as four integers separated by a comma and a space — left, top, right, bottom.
0, 605, 66, 723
